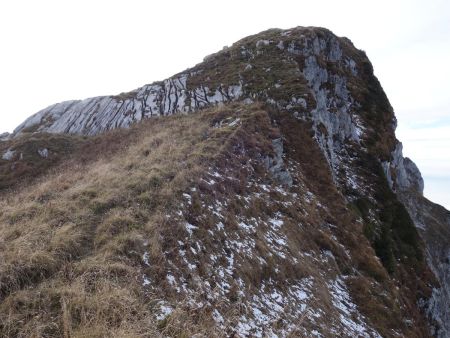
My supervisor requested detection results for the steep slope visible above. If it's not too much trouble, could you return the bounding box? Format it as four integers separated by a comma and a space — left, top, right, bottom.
0, 104, 427, 337
1, 26, 449, 337
398, 191, 450, 338
0, 133, 85, 190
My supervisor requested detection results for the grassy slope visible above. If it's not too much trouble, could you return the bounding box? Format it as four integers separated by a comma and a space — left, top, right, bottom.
0, 106, 228, 336
1, 103, 284, 336
0, 133, 85, 191
0, 103, 431, 337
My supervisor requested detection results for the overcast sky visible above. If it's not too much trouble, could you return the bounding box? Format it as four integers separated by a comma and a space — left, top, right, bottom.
0, 0, 449, 209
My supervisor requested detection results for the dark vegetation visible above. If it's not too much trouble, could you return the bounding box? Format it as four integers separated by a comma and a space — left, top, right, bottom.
0, 133, 86, 190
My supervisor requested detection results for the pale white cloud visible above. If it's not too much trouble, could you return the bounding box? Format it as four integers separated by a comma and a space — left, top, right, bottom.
424, 177, 450, 210
0, 0, 449, 208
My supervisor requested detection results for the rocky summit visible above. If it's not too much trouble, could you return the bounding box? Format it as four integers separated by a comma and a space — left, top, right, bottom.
1, 27, 449, 338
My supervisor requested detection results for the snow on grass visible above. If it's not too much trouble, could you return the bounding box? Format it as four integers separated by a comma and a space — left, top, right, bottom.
211, 171, 222, 178
225, 252, 235, 275
228, 118, 241, 127
304, 191, 315, 203
264, 220, 288, 258
212, 309, 225, 324
182, 193, 192, 204
167, 274, 176, 286
142, 251, 150, 266
227, 238, 255, 256
268, 216, 283, 229
152, 157, 383, 336
205, 178, 216, 185
142, 275, 151, 286
185, 222, 198, 236
328, 277, 382, 338
238, 221, 256, 233
230, 278, 314, 337
216, 221, 224, 231
156, 302, 174, 321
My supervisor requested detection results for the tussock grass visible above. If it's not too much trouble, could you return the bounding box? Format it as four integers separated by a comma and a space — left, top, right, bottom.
0, 102, 431, 337
0, 103, 280, 336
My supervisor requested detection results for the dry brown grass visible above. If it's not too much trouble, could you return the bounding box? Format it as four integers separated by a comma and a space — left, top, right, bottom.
0, 102, 432, 337
0, 105, 237, 336
0, 103, 291, 337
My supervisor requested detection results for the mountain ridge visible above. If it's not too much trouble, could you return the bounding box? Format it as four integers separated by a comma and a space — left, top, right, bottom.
1, 26, 449, 337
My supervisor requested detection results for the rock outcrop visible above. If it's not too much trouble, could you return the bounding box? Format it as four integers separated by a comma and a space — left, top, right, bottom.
263, 138, 293, 187
383, 142, 425, 194
1, 148, 15, 161
13, 76, 243, 136
398, 191, 450, 338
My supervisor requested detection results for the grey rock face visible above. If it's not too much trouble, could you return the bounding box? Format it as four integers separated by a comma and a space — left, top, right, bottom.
404, 157, 425, 193
398, 192, 450, 338
12, 30, 364, 196
13, 75, 243, 137
382, 136, 450, 337
282, 32, 365, 187
0, 132, 10, 141
382, 143, 424, 194
264, 138, 293, 187
13, 30, 364, 166
2, 148, 15, 161
390, 140, 447, 338
426, 249, 450, 338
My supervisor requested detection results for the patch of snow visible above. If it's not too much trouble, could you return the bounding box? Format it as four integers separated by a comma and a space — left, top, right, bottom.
216, 222, 225, 231
142, 252, 150, 266
182, 193, 192, 204
328, 277, 382, 338
142, 275, 151, 286
238, 221, 255, 233
156, 303, 174, 321
212, 309, 224, 324
167, 274, 176, 286
185, 222, 198, 236
211, 171, 222, 178
228, 118, 241, 127
268, 217, 283, 229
